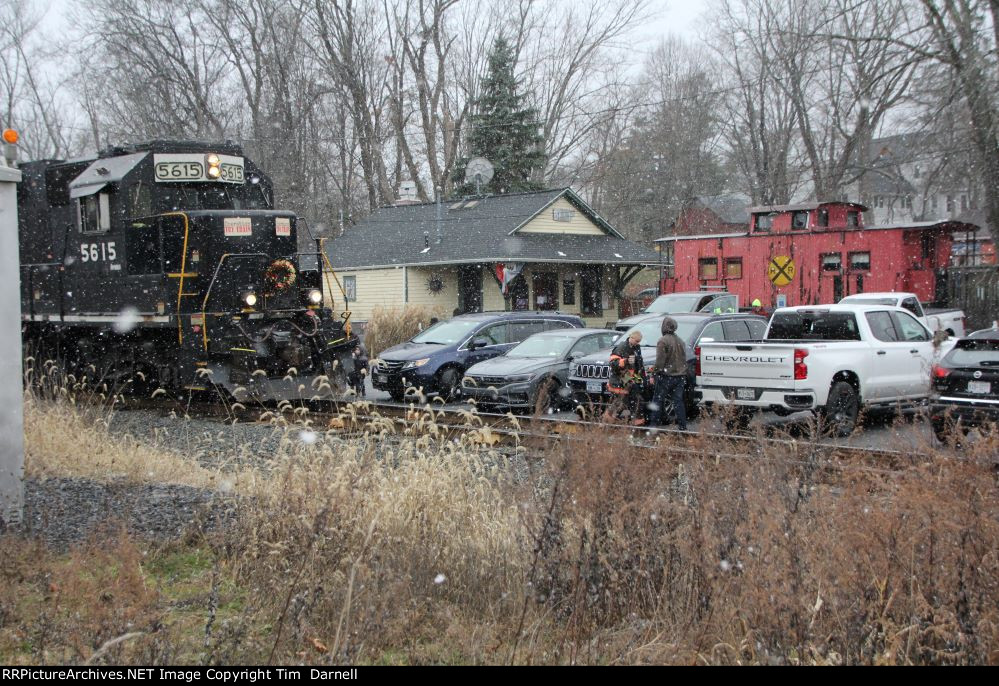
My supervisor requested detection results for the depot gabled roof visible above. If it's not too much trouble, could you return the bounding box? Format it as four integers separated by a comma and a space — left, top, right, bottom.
327, 188, 660, 269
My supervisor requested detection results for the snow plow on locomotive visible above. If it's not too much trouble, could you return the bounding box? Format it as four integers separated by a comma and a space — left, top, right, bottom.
17, 140, 357, 400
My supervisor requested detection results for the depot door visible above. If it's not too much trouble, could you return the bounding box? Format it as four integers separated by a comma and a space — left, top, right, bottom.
457, 265, 482, 314
532, 272, 558, 310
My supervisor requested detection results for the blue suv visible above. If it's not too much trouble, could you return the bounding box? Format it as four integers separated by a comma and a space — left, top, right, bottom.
371, 311, 585, 401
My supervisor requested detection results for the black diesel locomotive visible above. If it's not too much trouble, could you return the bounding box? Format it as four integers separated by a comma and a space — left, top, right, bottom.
18, 140, 356, 399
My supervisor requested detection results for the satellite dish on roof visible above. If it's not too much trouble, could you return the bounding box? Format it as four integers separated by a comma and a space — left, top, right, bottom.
464, 157, 494, 194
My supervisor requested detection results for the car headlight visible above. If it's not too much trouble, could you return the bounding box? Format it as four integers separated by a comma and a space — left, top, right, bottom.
507, 374, 535, 383
305, 288, 322, 305
402, 358, 430, 369
242, 291, 258, 307
569, 363, 578, 376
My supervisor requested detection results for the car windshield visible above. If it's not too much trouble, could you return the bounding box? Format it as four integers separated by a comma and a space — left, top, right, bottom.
625, 318, 701, 346
507, 335, 576, 358
946, 339, 999, 366
643, 294, 703, 314
411, 319, 479, 345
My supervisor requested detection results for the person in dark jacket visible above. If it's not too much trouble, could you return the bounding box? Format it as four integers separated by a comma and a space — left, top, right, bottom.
649, 316, 688, 430
347, 342, 369, 397
606, 331, 647, 425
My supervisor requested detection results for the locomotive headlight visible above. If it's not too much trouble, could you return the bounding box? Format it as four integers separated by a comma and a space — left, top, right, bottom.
242, 291, 258, 307
206, 153, 222, 178
306, 288, 322, 305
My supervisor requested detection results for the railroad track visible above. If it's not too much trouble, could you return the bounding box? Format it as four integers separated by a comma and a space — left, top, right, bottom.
119, 391, 917, 477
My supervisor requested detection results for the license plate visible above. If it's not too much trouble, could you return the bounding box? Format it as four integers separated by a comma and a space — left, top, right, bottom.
375, 374, 388, 384
967, 380, 991, 394
586, 381, 603, 394
737, 388, 755, 400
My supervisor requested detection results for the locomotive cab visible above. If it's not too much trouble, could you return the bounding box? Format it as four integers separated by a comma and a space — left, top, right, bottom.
19, 140, 355, 399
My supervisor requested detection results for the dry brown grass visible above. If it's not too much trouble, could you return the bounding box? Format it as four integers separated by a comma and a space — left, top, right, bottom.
362, 305, 448, 359
8, 386, 999, 665
23, 394, 224, 488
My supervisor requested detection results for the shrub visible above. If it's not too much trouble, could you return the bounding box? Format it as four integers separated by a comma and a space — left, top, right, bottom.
362, 305, 448, 359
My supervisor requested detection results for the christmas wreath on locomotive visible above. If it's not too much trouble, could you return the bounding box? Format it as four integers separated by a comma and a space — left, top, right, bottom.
17, 139, 356, 399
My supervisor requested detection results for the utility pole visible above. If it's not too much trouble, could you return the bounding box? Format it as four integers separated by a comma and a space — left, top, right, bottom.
0, 128, 23, 528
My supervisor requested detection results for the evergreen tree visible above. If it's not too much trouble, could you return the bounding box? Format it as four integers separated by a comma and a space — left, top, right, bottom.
454, 36, 547, 196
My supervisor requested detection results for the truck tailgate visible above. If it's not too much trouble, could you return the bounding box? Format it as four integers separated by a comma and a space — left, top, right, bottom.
698, 342, 798, 388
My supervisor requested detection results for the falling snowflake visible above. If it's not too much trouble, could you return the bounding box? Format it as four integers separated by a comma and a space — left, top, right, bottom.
114, 306, 141, 334
720, 559, 732, 572
434, 573, 446, 584
299, 430, 318, 445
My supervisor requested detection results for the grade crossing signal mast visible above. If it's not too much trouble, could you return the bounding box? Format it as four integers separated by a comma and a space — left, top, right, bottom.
0, 127, 24, 527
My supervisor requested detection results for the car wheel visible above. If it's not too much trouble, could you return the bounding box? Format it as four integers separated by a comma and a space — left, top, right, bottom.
438, 367, 462, 402
821, 381, 859, 437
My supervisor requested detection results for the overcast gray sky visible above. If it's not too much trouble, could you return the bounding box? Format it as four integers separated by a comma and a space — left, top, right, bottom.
42, 0, 707, 50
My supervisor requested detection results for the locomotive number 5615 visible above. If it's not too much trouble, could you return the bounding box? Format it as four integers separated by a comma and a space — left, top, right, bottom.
79, 242, 117, 262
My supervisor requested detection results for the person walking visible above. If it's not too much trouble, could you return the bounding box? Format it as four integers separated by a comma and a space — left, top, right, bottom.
650, 316, 688, 431
606, 330, 647, 425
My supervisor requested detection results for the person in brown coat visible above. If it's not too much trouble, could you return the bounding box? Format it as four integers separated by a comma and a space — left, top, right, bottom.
650, 316, 688, 430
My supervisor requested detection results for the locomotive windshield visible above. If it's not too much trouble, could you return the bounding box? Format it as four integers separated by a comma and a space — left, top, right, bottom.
154, 182, 271, 212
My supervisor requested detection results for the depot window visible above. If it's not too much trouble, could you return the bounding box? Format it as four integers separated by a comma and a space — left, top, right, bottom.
699, 258, 718, 280
849, 251, 871, 271
562, 279, 576, 305
821, 253, 842, 272
724, 257, 743, 279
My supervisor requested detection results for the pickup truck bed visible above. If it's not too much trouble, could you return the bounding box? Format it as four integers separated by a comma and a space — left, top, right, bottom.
697, 304, 946, 436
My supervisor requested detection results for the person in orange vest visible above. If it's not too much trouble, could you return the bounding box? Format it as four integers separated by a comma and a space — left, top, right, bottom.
605, 330, 647, 425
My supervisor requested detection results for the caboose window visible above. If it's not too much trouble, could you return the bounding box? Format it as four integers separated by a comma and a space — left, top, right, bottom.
791, 211, 808, 230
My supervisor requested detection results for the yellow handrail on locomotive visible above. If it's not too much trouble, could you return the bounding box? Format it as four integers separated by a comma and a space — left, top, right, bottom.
318, 237, 352, 336
200, 252, 269, 352
162, 212, 192, 345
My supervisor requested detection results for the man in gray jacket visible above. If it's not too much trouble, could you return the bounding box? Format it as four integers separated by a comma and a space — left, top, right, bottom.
650, 316, 688, 430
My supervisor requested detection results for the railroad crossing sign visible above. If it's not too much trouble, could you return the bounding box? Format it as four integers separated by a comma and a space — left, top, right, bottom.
767, 255, 795, 286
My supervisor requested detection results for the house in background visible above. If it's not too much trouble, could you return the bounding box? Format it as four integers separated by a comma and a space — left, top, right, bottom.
672, 193, 751, 236
325, 188, 660, 329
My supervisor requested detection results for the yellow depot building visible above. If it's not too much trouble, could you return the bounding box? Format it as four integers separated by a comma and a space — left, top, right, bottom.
325, 188, 660, 329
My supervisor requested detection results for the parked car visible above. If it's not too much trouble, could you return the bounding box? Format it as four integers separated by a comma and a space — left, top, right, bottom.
371, 311, 584, 401
462, 328, 618, 411
929, 330, 999, 443
614, 290, 738, 331
569, 312, 768, 414
839, 292, 966, 337
696, 304, 950, 436
968, 322, 999, 338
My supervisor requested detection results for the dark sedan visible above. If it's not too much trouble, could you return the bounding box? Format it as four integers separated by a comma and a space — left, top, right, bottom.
569, 312, 768, 414
930, 330, 999, 443
462, 328, 619, 412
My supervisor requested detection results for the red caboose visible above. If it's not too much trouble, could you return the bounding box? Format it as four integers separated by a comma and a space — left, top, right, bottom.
656, 201, 977, 308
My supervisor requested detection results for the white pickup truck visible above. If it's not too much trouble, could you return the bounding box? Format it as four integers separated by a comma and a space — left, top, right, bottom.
839, 292, 966, 337
696, 304, 950, 436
